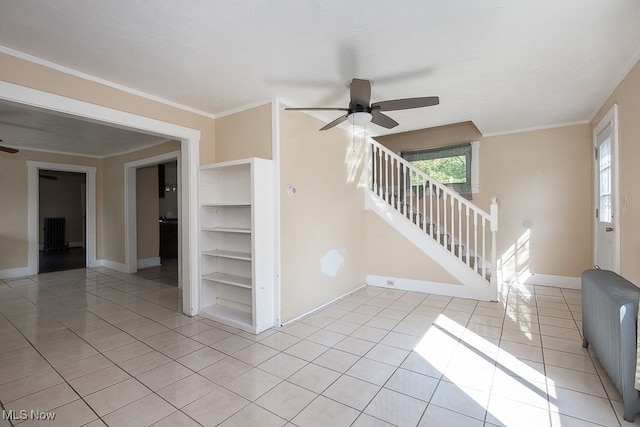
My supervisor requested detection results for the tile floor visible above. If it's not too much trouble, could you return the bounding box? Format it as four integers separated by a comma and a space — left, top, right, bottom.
0, 267, 637, 427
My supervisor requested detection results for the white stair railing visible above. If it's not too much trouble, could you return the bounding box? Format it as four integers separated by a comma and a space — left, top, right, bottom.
367, 138, 498, 284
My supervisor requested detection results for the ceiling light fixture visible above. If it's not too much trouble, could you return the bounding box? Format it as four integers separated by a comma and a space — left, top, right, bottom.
347, 111, 372, 126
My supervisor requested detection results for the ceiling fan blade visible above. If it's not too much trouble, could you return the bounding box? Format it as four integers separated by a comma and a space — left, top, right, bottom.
0, 145, 19, 154
285, 107, 349, 111
349, 78, 371, 108
371, 111, 399, 129
371, 96, 439, 112
319, 114, 349, 131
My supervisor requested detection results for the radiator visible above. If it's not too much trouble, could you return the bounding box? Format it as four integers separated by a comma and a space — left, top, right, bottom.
43, 217, 65, 251
582, 269, 640, 422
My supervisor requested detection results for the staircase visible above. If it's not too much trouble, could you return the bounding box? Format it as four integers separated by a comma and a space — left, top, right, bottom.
365, 138, 499, 300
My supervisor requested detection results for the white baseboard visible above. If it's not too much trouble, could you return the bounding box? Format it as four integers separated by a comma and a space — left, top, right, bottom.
137, 257, 161, 269
281, 284, 367, 326
0, 267, 30, 279
96, 259, 128, 273
502, 271, 581, 289
367, 275, 497, 301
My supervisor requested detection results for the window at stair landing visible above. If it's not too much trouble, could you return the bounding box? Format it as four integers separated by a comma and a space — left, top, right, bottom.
401, 142, 473, 200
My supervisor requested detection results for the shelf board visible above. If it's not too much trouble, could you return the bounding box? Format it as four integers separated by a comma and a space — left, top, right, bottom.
202, 249, 252, 261
201, 203, 251, 207
202, 272, 252, 289
200, 304, 252, 329
201, 226, 252, 234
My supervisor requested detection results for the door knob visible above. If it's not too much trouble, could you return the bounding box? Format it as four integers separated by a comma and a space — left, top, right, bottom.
605, 227, 614, 232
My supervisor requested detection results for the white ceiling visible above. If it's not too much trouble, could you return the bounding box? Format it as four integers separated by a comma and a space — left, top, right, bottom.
0, 0, 639, 155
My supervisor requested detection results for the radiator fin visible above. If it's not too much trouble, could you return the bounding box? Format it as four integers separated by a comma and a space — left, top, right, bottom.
43, 217, 65, 251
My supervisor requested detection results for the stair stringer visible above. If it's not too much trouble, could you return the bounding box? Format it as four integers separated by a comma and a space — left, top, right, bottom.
365, 191, 497, 301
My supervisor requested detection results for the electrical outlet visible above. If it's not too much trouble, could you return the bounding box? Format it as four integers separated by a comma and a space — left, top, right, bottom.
386, 279, 395, 286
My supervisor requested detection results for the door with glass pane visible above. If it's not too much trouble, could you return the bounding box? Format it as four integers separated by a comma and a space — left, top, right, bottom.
594, 106, 619, 272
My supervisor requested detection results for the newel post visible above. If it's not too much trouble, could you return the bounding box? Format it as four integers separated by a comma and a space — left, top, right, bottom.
490, 197, 499, 289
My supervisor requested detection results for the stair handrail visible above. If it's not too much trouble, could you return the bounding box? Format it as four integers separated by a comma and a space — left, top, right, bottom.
366, 138, 498, 285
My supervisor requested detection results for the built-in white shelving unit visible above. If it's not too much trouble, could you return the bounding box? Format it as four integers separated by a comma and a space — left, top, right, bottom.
199, 158, 274, 334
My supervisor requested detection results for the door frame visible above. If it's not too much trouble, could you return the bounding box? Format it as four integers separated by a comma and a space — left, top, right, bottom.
1, 80, 201, 316
28, 162, 97, 273
593, 103, 620, 272
124, 151, 180, 275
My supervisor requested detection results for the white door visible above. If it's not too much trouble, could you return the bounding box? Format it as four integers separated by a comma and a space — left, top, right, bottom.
594, 105, 619, 272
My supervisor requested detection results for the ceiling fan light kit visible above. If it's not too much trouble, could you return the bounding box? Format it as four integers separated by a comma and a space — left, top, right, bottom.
348, 111, 372, 126
285, 78, 439, 131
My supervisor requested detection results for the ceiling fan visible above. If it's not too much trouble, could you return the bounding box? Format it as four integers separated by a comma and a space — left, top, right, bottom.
285, 78, 439, 131
0, 139, 18, 154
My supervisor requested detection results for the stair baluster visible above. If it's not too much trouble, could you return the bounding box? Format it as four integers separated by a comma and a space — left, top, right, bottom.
368, 138, 498, 285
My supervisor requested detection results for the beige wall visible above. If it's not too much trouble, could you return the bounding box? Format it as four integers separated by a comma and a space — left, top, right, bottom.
375, 121, 482, 153
136, 165, 159, 260
375, 122, 593, 280
215, 104, 272, 162
0, 153, 30, 269
591, 58, 640, 284
0, 150, 100, 270
279, 107, 366, 322
479, 125, 593, 278
101, 141, 180, 264
365, 211, 460, 283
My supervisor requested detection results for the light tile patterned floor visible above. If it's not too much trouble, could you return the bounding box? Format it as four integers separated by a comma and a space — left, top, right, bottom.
0, 267, 637, 426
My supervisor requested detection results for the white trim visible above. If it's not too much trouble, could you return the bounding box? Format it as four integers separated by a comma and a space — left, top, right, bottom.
501, 271, 581, 289
124, 151, 180, 274
27, 161, 97, 275
216, 98, 273, 119
398, 141, 480, 194
137, 257, 161, 269
104, 139, 173, 159
0, 45, 217, 119
471, 140, 480, 193
271, 98, 282, 327
2, 81, 201, 317
281, 284, 367, 326
366, 275, 496, 301
593, 104, 620, 273
0, 267, 31, 279
96, 259, 128, 273
365, 190, 497, 300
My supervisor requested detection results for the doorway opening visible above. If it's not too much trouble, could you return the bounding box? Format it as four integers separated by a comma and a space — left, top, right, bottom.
125, 151, 181, 287
38, 169, 87, 273
5, 80, 199, 316
132, 159, 180, 286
